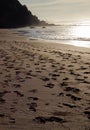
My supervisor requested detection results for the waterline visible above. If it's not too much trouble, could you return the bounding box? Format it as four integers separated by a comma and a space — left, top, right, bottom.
16, 25, 90, 48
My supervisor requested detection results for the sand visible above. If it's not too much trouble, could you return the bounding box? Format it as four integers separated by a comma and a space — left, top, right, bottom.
0, 29, 90, 130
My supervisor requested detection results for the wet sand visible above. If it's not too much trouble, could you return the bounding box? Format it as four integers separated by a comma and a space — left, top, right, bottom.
0, 29, 90, 130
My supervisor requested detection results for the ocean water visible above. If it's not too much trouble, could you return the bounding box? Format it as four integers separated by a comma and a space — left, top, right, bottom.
17, 25, 90, 48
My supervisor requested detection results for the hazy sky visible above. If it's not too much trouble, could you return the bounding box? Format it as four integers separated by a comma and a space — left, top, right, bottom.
19, 0, 90, 24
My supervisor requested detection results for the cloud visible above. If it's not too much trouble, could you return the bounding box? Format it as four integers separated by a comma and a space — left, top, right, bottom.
20, 0, 90, 24
29, 0, 90, 8
28, 0, 60, 7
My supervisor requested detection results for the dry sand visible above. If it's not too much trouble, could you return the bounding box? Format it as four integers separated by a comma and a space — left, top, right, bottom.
0, 29, 90, 130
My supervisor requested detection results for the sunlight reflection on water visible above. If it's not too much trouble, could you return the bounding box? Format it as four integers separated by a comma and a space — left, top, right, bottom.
69, 25, 90, 47
71, 41, 90, 48
17, 25, 90, 48
71, 25, 90, 39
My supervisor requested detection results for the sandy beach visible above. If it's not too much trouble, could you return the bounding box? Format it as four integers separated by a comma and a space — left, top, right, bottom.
0, 29, 90, 130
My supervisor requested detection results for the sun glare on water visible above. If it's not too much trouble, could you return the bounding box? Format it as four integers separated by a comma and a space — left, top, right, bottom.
71, 41, 90, 48
72, 26, 90, 38
70, 21, 90, 47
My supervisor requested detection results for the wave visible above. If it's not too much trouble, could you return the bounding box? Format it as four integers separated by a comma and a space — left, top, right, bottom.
48, 37, 90, 42
16, 25, 90, 43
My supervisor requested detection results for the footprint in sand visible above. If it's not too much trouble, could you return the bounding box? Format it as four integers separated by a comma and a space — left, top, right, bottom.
64, 87, 80, 93
34, 116, 65, 124
9, 117, 16, 124
28, 97, 39, 101
29, 89, 37, 93
60, 82, 68, 87
14, 91, 24, 97
0, 114, 5, 117
40, 77, 50, 81
84, 111, 90, 119
63, 103, 77, 108
27, 102, 37, 112
58, 92, 64, 97
84, 71, 90, 74
13, 84, 21, 88
45, 83, 54, 88
45, 103, 50, 106
10, 107, 17, 113
0, 91, 10, 104
66, 94, 81, 101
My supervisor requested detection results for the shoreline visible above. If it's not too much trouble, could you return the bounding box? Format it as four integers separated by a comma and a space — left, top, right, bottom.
1, 28, 90, 50
0, 29, 90, 130
15, 25, 90, 48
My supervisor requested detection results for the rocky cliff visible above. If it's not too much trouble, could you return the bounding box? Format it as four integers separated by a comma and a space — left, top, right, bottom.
0, 0, 41, 28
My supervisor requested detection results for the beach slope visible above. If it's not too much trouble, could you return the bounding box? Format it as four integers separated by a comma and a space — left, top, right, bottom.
0, 29, 90, 130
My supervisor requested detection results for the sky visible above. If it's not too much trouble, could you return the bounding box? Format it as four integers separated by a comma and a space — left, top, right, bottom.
19, 0, 90, 25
